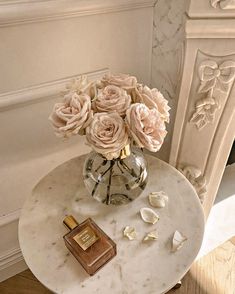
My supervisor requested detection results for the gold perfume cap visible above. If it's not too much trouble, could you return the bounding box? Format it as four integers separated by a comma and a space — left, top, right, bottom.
63, 215, 79, 230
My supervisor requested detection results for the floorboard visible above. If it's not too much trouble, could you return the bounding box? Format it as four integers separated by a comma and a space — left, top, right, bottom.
168, 239, 235, 294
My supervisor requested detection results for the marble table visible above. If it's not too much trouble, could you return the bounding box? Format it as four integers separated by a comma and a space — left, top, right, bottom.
19, 154, 205, 294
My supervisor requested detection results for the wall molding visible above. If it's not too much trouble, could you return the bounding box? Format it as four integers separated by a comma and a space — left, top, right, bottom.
0, 0, 155, 27
0, 209, 21, 227
0, 68, 109, 112
0, 247, 27, 282
0, 248, 22, 270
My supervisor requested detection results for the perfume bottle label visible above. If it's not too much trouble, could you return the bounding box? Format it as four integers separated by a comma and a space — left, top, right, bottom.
73, 226, 99, 250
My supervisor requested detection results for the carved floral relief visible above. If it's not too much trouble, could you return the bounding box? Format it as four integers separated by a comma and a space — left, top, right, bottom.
190, 95, 220, 129
190, 60, 235, 130
211, 0, 220, 8
178, 165, 207, 203
211, 0, 235, 9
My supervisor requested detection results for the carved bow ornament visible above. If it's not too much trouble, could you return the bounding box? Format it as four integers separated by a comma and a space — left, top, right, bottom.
190, 59, 235, 130
198, 60, 235, 93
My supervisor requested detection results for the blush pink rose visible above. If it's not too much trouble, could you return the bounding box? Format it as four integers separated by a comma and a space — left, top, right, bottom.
62, 75, 97, 100
86, 112, 129, 160
93, 85, 131, 117
100, 73, 138, 92
135, 85, 170, 122
126, 103, 167, 152
49, 92, 92, 138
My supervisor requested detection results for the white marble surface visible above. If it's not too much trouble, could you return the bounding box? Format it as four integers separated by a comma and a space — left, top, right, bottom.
151, 0, 187, 161
19, 154, 204, 294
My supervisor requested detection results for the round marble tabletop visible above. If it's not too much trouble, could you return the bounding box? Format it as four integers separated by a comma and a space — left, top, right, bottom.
19, 154, 204, 294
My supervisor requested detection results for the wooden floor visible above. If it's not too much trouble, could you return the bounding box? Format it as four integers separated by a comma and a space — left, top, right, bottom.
0, 238, 234, 294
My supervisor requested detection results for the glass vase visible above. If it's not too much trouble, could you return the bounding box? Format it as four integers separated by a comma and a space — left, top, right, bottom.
83, 148, 148, 205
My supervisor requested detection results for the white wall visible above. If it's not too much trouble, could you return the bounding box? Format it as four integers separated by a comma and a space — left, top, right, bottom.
0, 0, 154, 281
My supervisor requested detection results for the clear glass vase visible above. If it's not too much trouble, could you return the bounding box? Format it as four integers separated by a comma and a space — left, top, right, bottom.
83, 148, 148, 205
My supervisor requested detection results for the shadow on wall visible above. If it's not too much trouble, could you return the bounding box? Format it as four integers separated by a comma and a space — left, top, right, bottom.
227, 141, 235, 165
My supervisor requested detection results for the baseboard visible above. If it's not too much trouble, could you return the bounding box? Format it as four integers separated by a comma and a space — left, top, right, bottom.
0, 247, 27, 282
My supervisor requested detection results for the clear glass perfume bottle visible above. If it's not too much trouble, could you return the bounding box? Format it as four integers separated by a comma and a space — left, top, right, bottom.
63, 215, 116, 276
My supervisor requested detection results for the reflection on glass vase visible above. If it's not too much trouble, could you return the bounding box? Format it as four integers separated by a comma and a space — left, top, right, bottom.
83, 147, 148, 205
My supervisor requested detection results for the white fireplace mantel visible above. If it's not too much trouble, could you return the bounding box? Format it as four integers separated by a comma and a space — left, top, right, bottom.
170, 0, 235, 217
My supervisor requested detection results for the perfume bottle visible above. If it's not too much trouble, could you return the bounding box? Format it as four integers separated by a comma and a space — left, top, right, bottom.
63, 215, 116, 276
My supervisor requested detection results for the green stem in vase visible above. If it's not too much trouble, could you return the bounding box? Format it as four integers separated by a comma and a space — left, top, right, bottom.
91, 160, 114, 197
117, 160, 124, 174
120, 159, 138, 178
105, 160, 115, 205
117, 160, 132, 191
95, 159, 108, 172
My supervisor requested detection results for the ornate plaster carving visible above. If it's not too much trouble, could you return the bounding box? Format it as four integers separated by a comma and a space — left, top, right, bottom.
198, 60, 235, 93
190, 94, 220, 129
178, 165, 207, 203
211, 0, 235, 9
190, 59, 235, 130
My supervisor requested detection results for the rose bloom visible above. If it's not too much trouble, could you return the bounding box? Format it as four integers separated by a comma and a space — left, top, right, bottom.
135, 85, 170, 122
49, 92, 92, 138
93, 85, 131, 117
86, 112, 129, 160
100, 73, 138, 92
63, 75, 97, 100
126, 103, 167, 152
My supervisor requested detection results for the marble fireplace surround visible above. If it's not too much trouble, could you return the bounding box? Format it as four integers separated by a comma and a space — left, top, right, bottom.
169, 0, 235, 217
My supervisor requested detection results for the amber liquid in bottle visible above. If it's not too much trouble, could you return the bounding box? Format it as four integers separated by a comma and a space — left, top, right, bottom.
63, 215, 116, 276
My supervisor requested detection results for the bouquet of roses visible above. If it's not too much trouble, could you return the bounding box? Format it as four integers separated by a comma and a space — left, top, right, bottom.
49, 73, 170, 160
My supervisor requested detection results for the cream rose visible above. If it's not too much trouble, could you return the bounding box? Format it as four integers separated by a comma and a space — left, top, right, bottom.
126, 103, 167, 152
135, 85, 170, 122
100, 73, 138, 92
86, 112, 129, 160
63, 75, 97, 100
93, 85, 131, 117
49, 92, 92, 138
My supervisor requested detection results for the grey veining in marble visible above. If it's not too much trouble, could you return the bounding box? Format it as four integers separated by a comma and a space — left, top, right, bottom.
151, 0, 187, 161
19, 154, 204, 294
